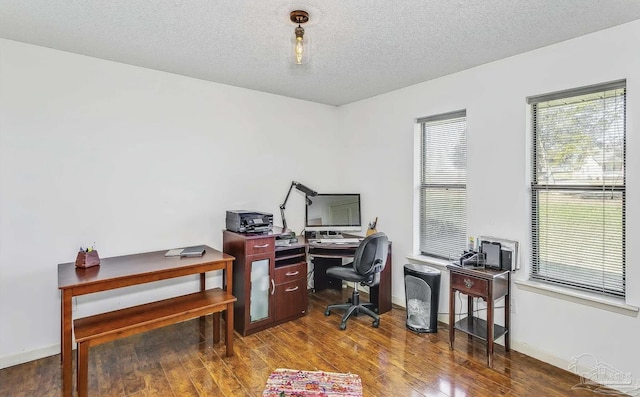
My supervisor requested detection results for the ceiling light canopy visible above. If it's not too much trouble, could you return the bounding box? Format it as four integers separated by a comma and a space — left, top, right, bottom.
290, 10, 310, 65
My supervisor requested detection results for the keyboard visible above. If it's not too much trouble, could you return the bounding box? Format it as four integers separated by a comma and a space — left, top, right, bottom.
318, 238, 362, 244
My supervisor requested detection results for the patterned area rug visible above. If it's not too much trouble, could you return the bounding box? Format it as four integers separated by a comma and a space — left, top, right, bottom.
262, 369, 363, 397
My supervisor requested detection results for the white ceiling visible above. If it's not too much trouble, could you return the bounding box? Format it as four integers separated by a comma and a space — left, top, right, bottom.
2, 1, 640, 106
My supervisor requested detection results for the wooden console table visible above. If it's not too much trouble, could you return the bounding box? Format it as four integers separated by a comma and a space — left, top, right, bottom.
57, 246, 234, 397
309, 240, 392, 314
447, 265, 510, 367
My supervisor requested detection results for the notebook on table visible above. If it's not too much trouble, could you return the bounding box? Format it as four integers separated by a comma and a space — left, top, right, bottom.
164, 245, 206, 258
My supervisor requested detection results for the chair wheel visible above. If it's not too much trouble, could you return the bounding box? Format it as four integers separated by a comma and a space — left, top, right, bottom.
339, 323, 347, 330
372, 319, 380, 328
324, 309, 331, 316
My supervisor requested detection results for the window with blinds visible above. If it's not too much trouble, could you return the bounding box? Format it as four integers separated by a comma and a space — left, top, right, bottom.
528, 80, 626, 298
417, 110, 467, 259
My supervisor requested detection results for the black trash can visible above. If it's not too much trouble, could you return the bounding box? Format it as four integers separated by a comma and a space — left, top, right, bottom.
404, 264, 441, 333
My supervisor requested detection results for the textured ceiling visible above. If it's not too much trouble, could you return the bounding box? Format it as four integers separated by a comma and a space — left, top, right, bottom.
2, 1, 640, 106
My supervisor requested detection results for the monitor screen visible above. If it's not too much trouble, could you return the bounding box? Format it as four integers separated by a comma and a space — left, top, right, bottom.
305, 194, 362, 232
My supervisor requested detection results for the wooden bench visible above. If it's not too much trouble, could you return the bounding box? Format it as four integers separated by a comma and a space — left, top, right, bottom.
73, 288, 236, 397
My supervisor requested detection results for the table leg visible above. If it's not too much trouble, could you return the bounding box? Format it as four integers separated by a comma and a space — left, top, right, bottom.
449, 288, 455, 350
77, 342, 88, 397
61, 289, 73, 397
467, 296, 474, 341
60, 291, 64, 362
198, 273, 208, 339
487, 297, 494, 368
213, 313, 220, 344
505, 293, 510, 351
225, 260, 232, 295
225, 302, 234, 357
218, 261, 233, 347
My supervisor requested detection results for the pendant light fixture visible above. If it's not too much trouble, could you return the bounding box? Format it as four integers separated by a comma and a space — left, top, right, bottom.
290, 10, 310, 65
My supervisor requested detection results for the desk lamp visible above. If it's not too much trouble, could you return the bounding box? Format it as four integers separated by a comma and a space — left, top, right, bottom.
280, 181, 317, 240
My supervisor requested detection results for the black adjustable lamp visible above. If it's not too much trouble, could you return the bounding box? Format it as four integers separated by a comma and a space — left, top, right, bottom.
280, 181, 317, 239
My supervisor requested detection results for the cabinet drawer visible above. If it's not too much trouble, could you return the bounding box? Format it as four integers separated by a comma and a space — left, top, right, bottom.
275, 262, 306, 284
451, 273, 488, 297
245, 237, 274, 256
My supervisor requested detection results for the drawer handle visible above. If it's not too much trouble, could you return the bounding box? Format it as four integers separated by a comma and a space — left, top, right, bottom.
285, 271, 300, 276
463, 278, 474, 288
285, 286, 299, 292
271, 279, 275, 295
254, 243, 270, 248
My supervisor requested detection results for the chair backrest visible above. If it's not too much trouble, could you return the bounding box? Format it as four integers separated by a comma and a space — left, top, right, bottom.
352, 232, 389, 286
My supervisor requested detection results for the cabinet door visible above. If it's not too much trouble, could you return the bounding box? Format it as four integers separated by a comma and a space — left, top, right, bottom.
275, 277, 307, 321
248, 256, 275, 328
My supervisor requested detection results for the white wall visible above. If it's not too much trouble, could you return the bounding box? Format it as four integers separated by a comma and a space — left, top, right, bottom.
338, 20, 640, 387
0, 38, 339, 366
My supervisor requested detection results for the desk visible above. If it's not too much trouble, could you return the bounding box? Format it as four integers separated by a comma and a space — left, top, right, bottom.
57, 246, 234, 397
308, 240, 392, 314
447, 265, 510, 367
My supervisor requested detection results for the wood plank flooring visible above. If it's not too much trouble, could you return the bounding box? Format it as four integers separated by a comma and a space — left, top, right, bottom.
0, 288, 619, 396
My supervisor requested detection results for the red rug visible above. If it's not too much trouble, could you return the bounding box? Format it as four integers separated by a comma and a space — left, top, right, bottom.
262, 369, 363, 397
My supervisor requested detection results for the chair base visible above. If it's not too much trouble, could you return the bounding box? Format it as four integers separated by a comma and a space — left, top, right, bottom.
324, 286, 380, 330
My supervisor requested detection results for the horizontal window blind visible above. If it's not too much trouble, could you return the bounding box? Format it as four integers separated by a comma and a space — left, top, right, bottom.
530, 80, 626, 297
418, 110, 467, 259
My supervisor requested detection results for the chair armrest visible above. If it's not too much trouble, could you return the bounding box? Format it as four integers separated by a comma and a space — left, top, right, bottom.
371, 258, 384, 274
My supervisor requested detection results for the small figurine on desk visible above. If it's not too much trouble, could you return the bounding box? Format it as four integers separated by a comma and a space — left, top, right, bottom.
75, 243, 100, 268
366, 217, 378, 236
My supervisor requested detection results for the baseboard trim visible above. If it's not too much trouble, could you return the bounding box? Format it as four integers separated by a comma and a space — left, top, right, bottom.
0, 344, 62, 370
392, 295, 405, 308
509, 341, 570, 371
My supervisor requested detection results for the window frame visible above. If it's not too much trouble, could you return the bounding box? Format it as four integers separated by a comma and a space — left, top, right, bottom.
528, 80, 626, 298
417, 110, 467, 260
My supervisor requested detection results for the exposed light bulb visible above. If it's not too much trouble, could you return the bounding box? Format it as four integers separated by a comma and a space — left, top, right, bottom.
294, 25, 305, 65
295, 36, 304, 64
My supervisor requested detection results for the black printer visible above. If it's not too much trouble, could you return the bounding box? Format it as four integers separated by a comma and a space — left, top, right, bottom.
226, 210, 273, 233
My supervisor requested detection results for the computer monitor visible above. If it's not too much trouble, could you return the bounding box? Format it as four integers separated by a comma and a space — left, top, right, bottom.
305, 193, 362, 233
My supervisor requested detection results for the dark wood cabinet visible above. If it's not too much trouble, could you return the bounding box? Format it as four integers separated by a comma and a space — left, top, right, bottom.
223, 230, 308, 336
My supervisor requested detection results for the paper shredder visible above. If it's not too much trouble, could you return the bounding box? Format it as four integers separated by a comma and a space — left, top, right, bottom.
404, 264, 441, 333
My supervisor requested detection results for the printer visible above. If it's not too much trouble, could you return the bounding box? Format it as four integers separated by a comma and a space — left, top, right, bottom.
226, 210, 273, 233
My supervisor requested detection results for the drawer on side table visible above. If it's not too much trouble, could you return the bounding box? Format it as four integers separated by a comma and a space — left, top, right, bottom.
451, 272, 488, 297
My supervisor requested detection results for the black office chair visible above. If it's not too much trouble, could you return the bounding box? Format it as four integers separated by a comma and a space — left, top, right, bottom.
324, 232, 389, 330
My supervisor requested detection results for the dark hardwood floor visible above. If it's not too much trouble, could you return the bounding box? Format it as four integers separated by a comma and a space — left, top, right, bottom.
0, 288, 617, 396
